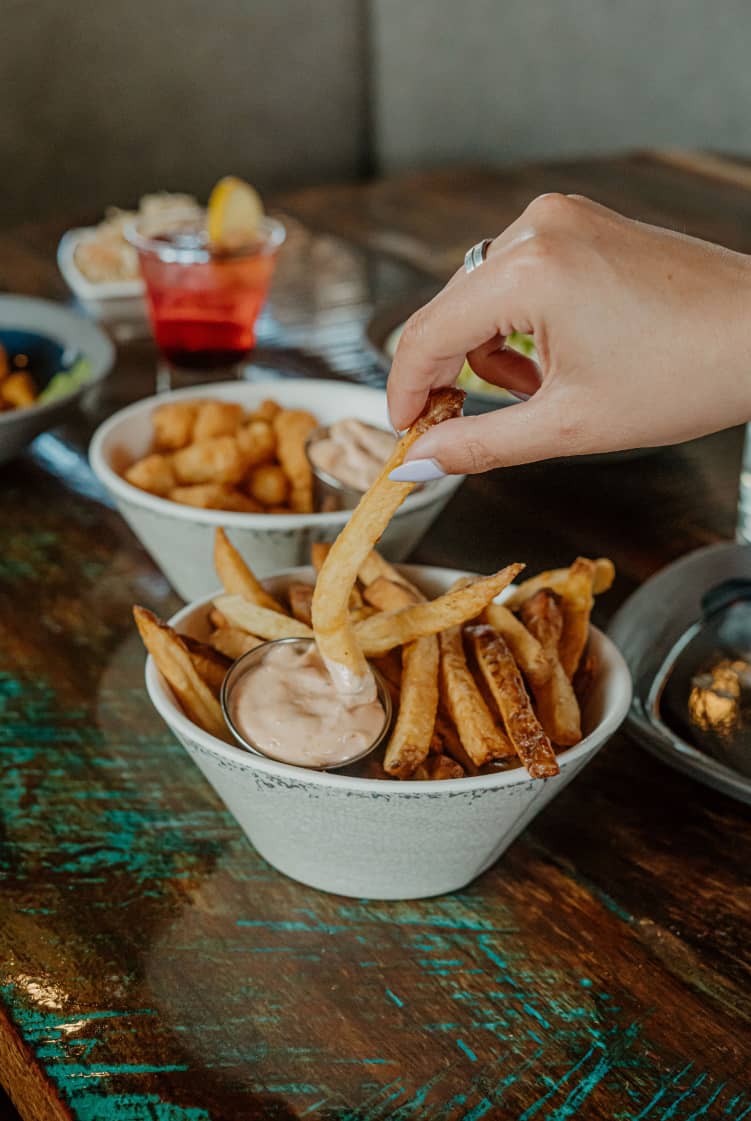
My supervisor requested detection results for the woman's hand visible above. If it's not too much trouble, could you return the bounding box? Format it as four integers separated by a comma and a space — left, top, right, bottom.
387, 193, 751, 480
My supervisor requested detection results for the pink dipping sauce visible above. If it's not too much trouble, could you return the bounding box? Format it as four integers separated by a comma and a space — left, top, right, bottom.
230, 641, 386, 768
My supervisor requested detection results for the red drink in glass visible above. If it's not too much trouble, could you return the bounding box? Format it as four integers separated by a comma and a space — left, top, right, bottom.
129, 214, 285, 378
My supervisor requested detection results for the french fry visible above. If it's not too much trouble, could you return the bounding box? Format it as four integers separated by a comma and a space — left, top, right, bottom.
467, 625, 559, 779
250, 398, 282, 424
209, 607, 228, 629
169, 484, 262, 512
287, 581, 314, 627
213, 528, 285, 613
214, 594, 312, 641
273, 409, 317, 513
363, 577, 418, 612
436, 709, 480, 776
520, 591, 582, 747
248, 463, 289, 507
181, 634, 232, 694
505, 557, 615, 610
354, 564, 523, 657
413, 755, 465, 781
133, 606, 226, 739
237, 420, 276, 468
482, 603, 551, 688
439, 625, 514, 765
372, 650, 402, 691
312, 388, 465, 694
558, 557, 596, 678
358, 550, 422, 598
208, 627, 264, 661
383, 635, 439, 779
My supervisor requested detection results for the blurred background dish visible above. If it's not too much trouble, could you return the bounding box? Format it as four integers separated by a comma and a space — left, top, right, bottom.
609, 542, 751, 805
0, 296, 114, 466
89, 379, 464, 600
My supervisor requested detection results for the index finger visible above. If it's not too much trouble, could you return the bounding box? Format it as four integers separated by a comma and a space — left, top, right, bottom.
386, 240, 535, 430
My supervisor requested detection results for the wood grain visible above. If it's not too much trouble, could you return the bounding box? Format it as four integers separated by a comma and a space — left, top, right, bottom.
1, 154, 751, 1119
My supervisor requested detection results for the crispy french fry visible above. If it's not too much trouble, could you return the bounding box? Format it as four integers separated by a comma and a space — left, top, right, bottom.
312, 389, 465, 694
181, 634, 232, 694
169, 484, 262, 512
436, 709, 480, 776
312, 545, 366, 611
213, 528, 285, 613
250, 398, 282, 424
133, 606, 226, 739
208, 626, 264, 661
505, 557, 615, 610
287, 581, 314, 627
214, 594, 312, 641
237, 420, 276, 468
209, 607, 228, 629
273, 409, 317, 513
520, 591, 582, 748
354, 564, 523, 657
439, 625, 514, 765
358, 550, 422, 597
248, 464, 289, 507
372, 650, 402, 689
413, 755, 464, 781
482, 602, 552, 688
383, 635, 439, 779
558, 557, 596, 678
467, 625, 559, 778
363, 577, 416, 612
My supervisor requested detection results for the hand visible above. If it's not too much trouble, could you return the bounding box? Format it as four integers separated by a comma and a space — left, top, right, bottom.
386, 193, 751, 479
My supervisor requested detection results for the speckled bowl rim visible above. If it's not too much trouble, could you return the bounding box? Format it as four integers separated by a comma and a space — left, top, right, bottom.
145, 564, 633, 795
89, 379, 462, 530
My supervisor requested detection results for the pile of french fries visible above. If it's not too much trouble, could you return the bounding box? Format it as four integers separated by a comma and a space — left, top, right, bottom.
134, 388, 615, 782
124, 396, 318, 514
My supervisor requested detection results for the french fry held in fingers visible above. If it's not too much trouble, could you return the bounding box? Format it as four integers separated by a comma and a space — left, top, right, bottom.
310, 542, 366, 612
312, 388, 465, 695
481, 603, 552, 688
505, 557, 615, 610
214, 594, 312, 641
439, 625, 514, 765
133, 606, 227, 739
383, 636, 440, 779
467, 625, 559, 779
354, 564, 523, 657
208, 626, 264, 661
558, 557, 596, 678
520, 591, 582, 748
214, 528, 285, 613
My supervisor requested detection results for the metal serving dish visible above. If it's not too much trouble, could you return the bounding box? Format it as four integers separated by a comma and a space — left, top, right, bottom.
609, 541, 751, 804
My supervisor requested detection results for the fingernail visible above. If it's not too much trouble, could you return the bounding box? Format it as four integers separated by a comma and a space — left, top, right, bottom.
389, 458, 446, 483
508, 390, 531, 402
386, 406, 402, 437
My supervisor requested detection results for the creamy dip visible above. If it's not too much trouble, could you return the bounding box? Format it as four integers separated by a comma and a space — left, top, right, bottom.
229, 641, 386, 768
308, 419, 396, 492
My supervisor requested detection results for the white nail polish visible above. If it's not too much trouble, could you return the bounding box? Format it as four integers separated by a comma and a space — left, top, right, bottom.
389, 458, 446, 483
508, 390, 530, 402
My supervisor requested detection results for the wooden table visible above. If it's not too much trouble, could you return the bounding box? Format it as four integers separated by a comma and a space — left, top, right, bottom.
2, 152, 751, 1121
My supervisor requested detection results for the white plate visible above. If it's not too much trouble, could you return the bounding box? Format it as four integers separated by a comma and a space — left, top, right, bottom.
57, 228, 145, 313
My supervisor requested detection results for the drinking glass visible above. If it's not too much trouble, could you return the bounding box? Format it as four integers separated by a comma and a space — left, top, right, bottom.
127, 212, 285, 389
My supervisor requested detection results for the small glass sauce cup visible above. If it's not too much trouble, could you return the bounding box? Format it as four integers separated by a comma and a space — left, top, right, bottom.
220, 636, 393, 771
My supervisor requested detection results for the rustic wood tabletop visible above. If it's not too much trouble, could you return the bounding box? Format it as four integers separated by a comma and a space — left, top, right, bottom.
1, 152, 751, 1121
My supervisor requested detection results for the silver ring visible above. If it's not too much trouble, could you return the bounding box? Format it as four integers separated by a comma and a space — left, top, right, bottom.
464, 239, 493, 274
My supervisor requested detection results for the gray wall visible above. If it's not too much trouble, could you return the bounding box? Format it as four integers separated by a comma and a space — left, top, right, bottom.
372, 0, 751, 171
1, 0, 367, 224
3, 0, 751, 224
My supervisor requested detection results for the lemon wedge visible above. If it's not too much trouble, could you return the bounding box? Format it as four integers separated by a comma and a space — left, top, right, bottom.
207, 176, 264, 251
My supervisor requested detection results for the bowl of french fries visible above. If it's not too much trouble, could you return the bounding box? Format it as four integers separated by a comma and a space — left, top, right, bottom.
136, 389, 631, 899
90, 379, 463, 601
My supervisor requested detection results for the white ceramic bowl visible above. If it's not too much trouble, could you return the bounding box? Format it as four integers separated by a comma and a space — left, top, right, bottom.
90, 380, 463, 601
145, 564, 632, 899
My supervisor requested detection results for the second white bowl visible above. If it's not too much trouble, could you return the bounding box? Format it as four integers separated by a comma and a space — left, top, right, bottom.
89, 379, 463, 600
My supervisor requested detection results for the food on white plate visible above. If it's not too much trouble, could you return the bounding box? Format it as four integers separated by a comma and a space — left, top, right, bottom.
73, 193, 202, 284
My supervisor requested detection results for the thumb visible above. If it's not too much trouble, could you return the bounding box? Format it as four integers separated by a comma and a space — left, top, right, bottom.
388, 398, 576, 478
